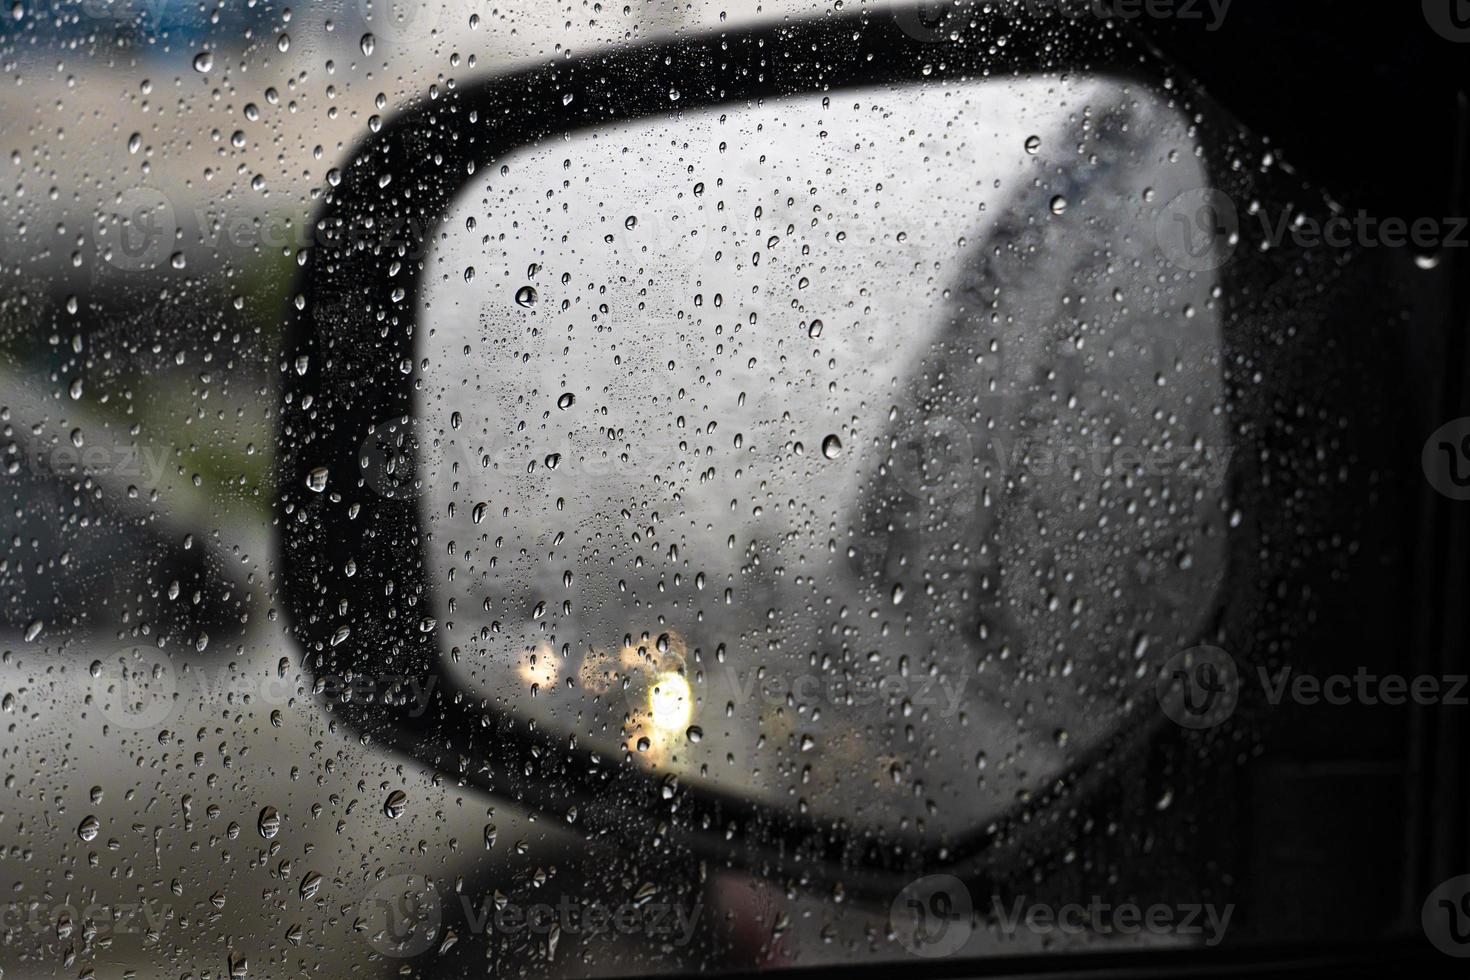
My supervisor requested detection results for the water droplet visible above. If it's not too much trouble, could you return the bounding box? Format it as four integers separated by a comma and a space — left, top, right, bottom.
557, 392, 575, 410
515, 285, 538, 308
305, 467, 329, 492
192, 51, 213, 73
77, 815, 100, 841
807, 319, 823, 339
384, 790, 408, 819
359, 33, 375, 56
1024, 135, 1041, 154
821, 434, 843, 459
257, 806, 280, 839
1050, 195, 1068, 215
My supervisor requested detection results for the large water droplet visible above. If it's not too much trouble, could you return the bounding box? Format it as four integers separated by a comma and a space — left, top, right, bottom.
384, 790, 408, 819
77, 815, 101, 842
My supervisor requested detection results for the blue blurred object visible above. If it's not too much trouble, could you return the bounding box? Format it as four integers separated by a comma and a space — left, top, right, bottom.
0, 0, 275, 53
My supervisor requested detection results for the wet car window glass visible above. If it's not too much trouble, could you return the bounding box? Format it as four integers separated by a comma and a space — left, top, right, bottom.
1, 1, 1457, 977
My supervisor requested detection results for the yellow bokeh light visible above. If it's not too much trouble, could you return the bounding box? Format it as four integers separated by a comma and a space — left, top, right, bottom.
517, 644, 561, 689
647, 671, 692, 734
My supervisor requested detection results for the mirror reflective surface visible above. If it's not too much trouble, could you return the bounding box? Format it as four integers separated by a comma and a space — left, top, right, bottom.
415, 76, 1228, 839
